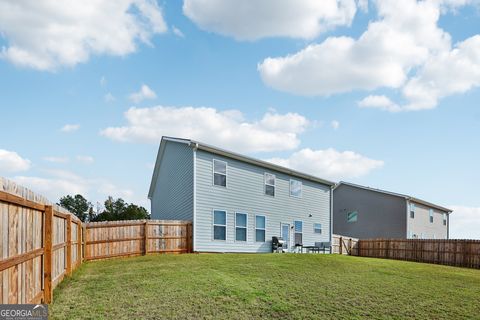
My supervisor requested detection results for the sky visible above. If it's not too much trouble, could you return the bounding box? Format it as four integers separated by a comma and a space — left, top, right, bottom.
0, 0, 479, 239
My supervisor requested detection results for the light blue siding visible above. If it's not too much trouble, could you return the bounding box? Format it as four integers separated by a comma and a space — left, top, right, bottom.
194, 150, 331, 253
150, 141, 193, 220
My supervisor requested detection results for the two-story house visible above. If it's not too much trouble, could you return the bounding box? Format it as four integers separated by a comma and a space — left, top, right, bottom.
333, 182, 452, 240
148, 136, 334, 253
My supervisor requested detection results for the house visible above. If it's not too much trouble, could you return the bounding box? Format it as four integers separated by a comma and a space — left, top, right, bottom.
333, 182, 452, 240
148, 136, 335, 253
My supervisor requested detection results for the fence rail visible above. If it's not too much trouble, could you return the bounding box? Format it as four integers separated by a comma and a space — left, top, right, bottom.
0, 177, 193, 305
356, 239, 480, 269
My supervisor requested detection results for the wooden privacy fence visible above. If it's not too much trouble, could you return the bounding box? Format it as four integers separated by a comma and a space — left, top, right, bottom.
356, 239, 480, 269
332, 234, 359, 255
84, 220, 192, 260
0, 177, 193, 305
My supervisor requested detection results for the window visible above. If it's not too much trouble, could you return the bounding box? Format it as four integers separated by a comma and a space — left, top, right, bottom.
410, 203, 415, 219
235, 212, 247, 241
213, 159, 227, 187
429, 209, 434, 223
294, 220, 303, 245
314, 223, 322, 234
347, 211, 358, 223
443, 213, 447, 226
290, 179, 302, 197
213, 210, 227, 240
264, 173, 275, 196
255, 215, 266, 242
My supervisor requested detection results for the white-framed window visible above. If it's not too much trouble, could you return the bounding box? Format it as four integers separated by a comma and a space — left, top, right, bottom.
255, 215, 266, 242
294, 220, 303, 245
213, 159, 227, 187
213, 210, 227, 241
410, 203, 415, 219
264, 173, 275, 197
443, 213, 447, 226
235, 212, 247, 241
290, 179, 302, 197
314, 223, 322, 234
429, 209, 434, 223
347, 211, 358, 223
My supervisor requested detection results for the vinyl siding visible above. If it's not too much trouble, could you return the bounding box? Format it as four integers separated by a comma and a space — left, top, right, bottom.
194, 150, 331, 253
407, 201, 448, 239
333, 184, 407, 239
150, 141, 193, 220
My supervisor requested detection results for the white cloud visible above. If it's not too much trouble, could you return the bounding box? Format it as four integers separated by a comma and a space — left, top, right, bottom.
11, 169, 135, 204
449, 206, 480, 239
61, 124, 80, 132
0, 149, 31, 172
183, 0, 357, 40
104, 92, 115, 103
357, 95, 400, 112
100, 106, 309, 153
331, 120, 340, 130
76, 155, 94, 164
0, 0, 167, 71
43, 156, 69, 163
172, 26, 185, 38
129, 84, 157, 103
266, 148, 383, 180
258, 0, 480, 111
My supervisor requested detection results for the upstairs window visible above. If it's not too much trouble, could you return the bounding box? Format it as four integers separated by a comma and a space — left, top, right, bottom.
235, 212, 247, 241
255, 215, 266, 242
213, 210, 226, 240
410, 203, 415, 219
429, 209, 434, 223
294, 220, 303, 245
443, 213, 447, 226
314, 223, 322, 234
264, 173, 275, 196
347, 211, 358, 223
213, 159, 227, 187
290, 179, 302, 197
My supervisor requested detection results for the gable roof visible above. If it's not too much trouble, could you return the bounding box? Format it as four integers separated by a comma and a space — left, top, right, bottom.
148, 136, 335, 199
336, 181, 452, 213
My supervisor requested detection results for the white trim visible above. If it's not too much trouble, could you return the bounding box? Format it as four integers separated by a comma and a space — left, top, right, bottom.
313, 223, 322, 234
264, 173, 275, 197
212, 209, 227, 241
234, 212, 248, 242
193, 147, 197, 251
289, 179, 302, 198
255, 214, 266, 243
346, 211, 358, 223
429, 208, 434, 223
280, 222, 291, 249
212, 159, 227, 188
293, 220, 303, 245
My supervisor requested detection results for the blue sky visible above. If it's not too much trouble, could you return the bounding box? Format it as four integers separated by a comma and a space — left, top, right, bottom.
0, 0, 479, 238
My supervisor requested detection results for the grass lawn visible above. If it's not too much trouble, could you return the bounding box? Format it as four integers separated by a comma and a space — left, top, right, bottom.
51, 254, 480, 319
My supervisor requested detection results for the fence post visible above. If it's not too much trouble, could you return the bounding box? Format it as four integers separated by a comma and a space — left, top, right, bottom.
83, 224, 88, 261
77, 222, 82, 267
44, 205, 53, 304
144, 221, 149, 255
66, 215, 72, 275
339, 236, 343, 255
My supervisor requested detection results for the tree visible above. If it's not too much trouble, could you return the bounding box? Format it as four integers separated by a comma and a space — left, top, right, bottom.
58, 194, 91, 222
91, 196, 150, 222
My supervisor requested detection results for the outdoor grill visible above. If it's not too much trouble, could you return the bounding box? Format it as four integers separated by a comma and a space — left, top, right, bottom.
272, 236, 285, 253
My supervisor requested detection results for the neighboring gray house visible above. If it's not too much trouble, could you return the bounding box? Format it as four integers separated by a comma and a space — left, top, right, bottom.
333, 182, 452, 240
148, 136, 334, 253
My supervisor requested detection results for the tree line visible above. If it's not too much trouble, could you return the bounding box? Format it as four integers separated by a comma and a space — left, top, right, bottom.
58, 194, 150, 222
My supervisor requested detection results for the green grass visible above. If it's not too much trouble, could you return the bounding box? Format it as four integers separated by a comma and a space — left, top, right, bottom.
51, 254, 480, 319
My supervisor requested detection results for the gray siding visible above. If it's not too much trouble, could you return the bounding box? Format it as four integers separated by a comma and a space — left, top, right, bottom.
150, 141, 193, 220
407, 201, 448, 239
194, 149, 331, 253
333, 184, 407, 239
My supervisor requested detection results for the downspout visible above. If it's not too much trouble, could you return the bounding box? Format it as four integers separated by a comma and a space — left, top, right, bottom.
192, 142, 199, 252
330, 184, 337, 247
